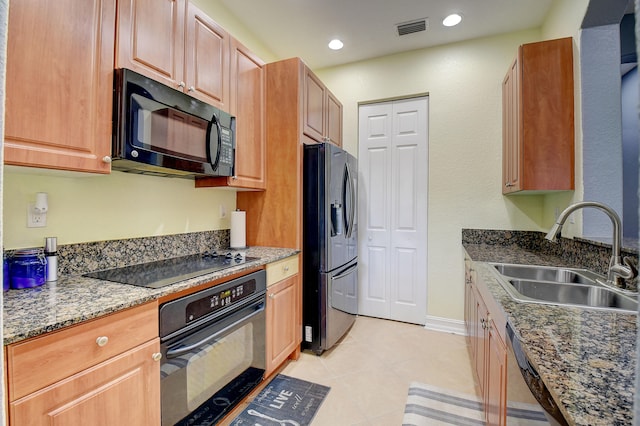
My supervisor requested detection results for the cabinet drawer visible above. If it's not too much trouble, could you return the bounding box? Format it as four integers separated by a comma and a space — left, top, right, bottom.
7, 302, 158, 401
266, 255, 299, 287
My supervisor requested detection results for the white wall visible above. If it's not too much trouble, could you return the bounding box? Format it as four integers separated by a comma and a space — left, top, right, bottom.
316, 0, 590, 320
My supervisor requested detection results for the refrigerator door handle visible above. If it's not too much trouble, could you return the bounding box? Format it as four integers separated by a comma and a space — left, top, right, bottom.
343, 162, 356, 239
333, 262, 358, 280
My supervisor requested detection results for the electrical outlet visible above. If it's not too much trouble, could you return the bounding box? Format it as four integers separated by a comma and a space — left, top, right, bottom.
27, 204, 47, 228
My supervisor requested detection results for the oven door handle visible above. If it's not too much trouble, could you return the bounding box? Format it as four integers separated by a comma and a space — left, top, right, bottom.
166, 306, 263, 359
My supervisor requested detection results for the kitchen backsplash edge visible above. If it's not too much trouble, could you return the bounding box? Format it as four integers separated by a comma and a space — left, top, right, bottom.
462, 228, 639, 284
5, 229, 230, 276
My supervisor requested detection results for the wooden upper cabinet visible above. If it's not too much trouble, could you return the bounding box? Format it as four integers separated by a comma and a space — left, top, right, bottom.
303, 69, 326, 142
326, 91, 343, 147
502, 37, 574, 194
116, 0, 230, 109
116, 0, 185, 90
185, 2, 230, 109
237, 58, 306, 250
228, 38, 267, 189
196, 37, 266, 190
303, 65, 343, 146
4, 0, 115, 173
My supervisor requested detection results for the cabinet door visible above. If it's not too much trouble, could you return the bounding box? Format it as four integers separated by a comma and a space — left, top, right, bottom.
265, 274, 300, 377
229, 38, 266, 189
473, 290, 488, 397
326, 91, 343, 147
502, 37, 574, 194
486, 322, 507, 426
502, 57, 521, 193
4, 0, 115, 173
303, 68, 326, 142
116, 0, 185, 90
9, 339, 161, 426
463, 262, 474, 340
185, 2, 230, 109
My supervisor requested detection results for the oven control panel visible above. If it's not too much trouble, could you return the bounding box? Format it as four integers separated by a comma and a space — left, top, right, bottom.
159, 269, 267, 339
185, 280, 257, 323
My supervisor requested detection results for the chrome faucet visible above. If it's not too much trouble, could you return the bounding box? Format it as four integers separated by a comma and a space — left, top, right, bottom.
545, 201, 637, 290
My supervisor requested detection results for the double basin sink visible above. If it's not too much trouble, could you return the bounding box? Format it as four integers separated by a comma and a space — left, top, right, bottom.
490, 263, 638, 313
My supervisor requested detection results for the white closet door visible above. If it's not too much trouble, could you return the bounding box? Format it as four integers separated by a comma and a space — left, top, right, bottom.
358, 97, 428, 325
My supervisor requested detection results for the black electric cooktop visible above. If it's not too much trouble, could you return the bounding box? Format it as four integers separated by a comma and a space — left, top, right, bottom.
84, 251, 259, 289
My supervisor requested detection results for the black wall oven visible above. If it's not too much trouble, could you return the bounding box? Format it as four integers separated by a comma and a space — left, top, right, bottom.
159, 270, 266, 425
113, 68, 235, 178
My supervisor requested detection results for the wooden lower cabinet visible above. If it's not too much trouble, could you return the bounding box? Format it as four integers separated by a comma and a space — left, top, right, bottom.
464, 251, 507, 425
486, 326, 507, 426
9, 339, 160, 426
6, 303, 161, 425
265, 255, 301, 377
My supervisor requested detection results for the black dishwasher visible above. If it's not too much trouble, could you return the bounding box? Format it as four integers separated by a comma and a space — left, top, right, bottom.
505, 322, 569, 426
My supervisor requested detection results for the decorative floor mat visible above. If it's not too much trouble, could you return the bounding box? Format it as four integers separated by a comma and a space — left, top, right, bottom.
403, 382, 550, 425
229, 374, 330, 425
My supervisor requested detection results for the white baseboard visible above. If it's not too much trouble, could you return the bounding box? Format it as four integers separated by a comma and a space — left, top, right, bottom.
423, 315, 466, 336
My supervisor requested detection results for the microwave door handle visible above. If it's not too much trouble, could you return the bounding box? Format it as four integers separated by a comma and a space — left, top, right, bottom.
207, 113, 222, 170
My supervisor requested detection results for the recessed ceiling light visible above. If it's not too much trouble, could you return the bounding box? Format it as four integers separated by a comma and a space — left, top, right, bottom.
328, 39, 344, 50
442, 13, 462, 27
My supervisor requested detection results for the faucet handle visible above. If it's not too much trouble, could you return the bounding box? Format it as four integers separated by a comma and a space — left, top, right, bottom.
623, 256, 638, 279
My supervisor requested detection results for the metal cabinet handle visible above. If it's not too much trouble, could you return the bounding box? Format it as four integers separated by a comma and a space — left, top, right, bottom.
188, 86, 195, 92
96, 336, 109, 347
178, 81, 186, 89
269, 293, 275, 299
152, 353, 162, 362
102, 156, 112, 164
283, 266, 289, 273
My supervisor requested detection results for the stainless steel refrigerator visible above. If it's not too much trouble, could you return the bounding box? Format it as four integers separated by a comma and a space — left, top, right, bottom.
303, 142, 358, 355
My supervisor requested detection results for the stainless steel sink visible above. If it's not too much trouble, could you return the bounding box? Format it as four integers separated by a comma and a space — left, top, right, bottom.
508, 279, 638, 311
489, 263, 638, 313
492, 263, 598, 284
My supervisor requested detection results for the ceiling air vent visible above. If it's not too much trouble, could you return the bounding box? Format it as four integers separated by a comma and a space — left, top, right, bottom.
396, 18, 428, 36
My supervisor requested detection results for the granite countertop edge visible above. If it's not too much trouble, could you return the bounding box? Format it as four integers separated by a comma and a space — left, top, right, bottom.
464, 243, 636, 426
3, 247, 299, 346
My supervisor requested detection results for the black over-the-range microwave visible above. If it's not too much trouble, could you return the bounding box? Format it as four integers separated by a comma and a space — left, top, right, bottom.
112, 68, 235, 178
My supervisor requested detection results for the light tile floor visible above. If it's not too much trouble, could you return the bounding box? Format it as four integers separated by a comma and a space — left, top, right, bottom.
279, 315, 478, 425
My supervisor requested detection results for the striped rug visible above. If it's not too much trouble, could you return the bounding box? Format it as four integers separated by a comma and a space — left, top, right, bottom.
402, 382, 550, 425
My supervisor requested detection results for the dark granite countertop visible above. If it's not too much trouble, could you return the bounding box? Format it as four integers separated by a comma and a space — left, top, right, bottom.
464, 243, 636, 426
3, 246, 299, 345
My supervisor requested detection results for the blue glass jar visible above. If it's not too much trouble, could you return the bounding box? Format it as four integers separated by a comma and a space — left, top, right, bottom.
9, 248, 46, 289
3, 255, 8, 291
